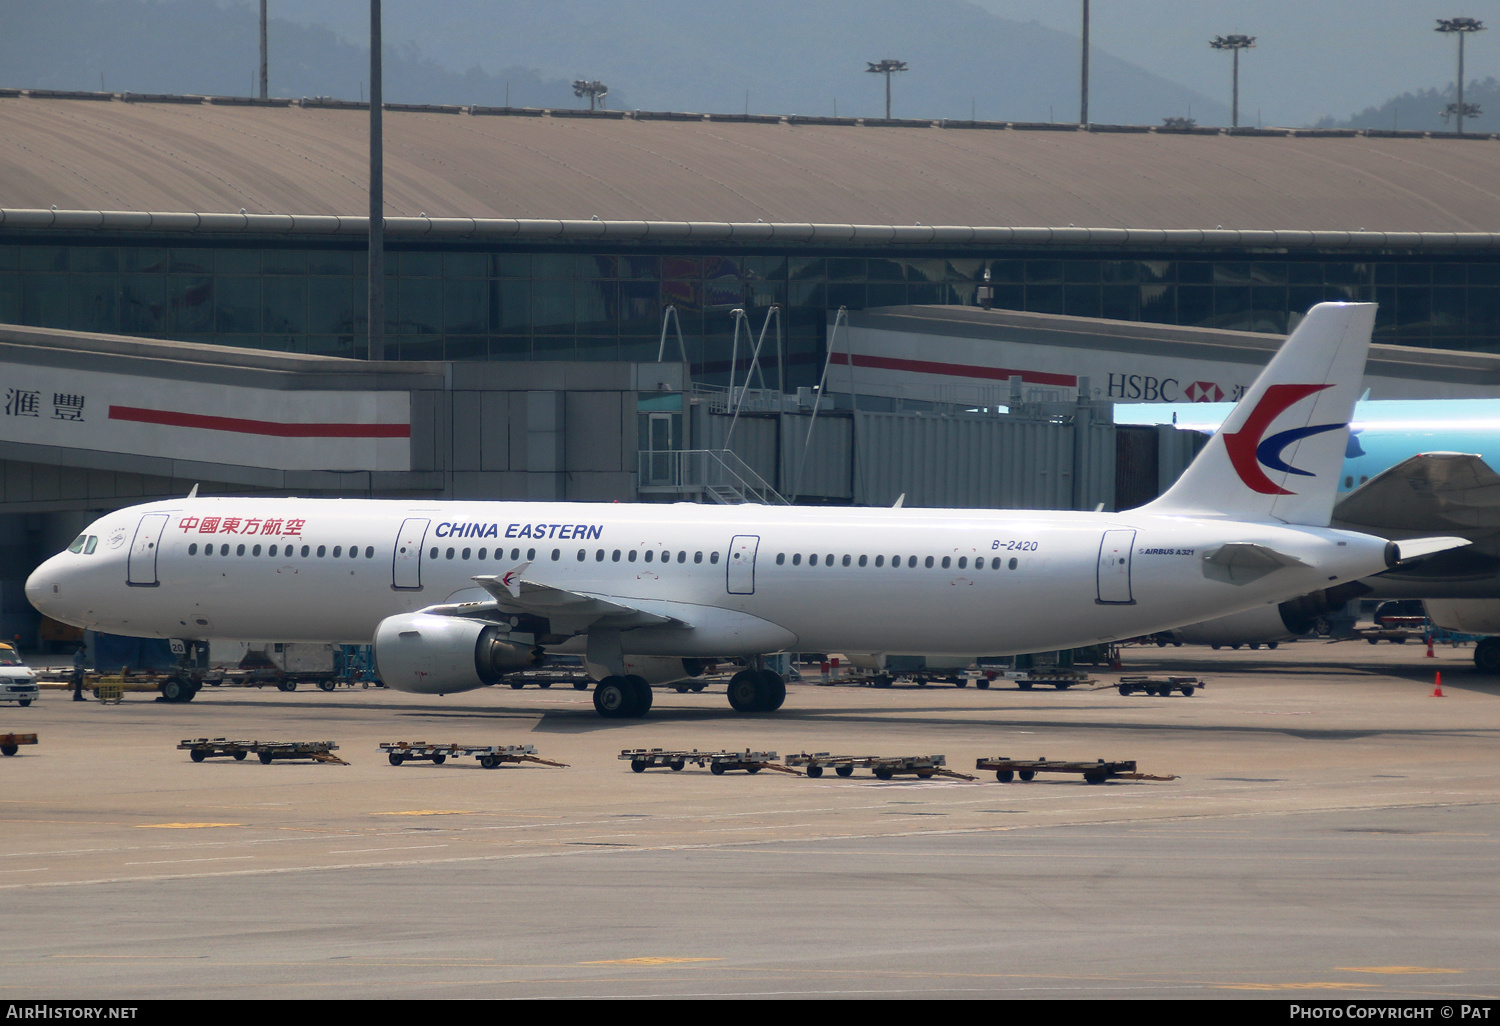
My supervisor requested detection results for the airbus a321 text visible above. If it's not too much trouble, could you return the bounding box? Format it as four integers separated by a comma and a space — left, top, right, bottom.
26, 303, 1467, 718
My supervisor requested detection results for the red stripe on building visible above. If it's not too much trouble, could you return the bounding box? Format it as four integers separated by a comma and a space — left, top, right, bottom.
830, 351, 1077, 388
108, 406, 411, 438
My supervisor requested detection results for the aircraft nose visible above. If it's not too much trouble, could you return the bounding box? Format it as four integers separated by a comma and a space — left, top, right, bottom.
25, 555, 70, 621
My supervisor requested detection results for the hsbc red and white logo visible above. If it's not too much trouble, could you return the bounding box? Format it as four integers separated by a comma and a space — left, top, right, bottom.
1184, 381, 1225, 403
1223, 384, 1344, 496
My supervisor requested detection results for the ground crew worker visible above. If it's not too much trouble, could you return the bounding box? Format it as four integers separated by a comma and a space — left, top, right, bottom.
72, 645, 86, 702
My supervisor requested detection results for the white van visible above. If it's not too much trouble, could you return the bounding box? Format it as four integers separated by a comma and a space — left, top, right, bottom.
0, 644, 39, 706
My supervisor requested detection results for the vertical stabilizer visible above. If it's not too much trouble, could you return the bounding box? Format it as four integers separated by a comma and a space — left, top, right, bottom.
1141, 302, 1375, 526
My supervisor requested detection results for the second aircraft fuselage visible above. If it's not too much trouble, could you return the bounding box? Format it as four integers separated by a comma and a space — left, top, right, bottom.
29, 496, 1391, 658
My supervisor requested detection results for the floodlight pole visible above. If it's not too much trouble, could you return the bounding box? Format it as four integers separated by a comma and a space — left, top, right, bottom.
368, 0, 384, 361
1210, 34, 1256, 129
865, 59, 908, 120
1079, 0, 1090, 126
1436, 18, 1485, 134
258, 1, 268, 99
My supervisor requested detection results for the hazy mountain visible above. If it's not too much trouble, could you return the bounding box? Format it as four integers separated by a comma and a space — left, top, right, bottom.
0, 0, 596, 109
288, 0, 1231, 124
1315, 78, 1500, 134
2, 0, 1226, 125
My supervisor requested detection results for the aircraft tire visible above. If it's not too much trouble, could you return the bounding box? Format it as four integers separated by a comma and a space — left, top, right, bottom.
624, 675, 652, 716
754, 670, 786, 711
1474, 638, 1500, 674
727, 670, 762, 712
592, 676, 631, 718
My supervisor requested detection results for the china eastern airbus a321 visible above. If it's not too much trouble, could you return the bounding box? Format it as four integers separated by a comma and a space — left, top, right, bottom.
26, 302, 1467, 718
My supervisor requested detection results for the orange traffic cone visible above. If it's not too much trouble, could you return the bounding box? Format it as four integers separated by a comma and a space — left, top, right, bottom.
1433, 671, 1444, 698
1426, 634, 1436, 658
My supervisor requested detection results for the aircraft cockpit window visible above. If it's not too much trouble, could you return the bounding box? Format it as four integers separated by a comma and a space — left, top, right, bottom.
67, 534, 87, 554
84, 536, 98, 554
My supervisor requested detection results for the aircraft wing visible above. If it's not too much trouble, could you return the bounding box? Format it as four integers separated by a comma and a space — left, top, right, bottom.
1333, 452, 1500, 535
470, 574, 691, 635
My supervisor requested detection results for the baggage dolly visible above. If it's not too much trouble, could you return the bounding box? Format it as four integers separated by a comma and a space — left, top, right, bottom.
178, 738, 347, 765
975, 756, 1178, 784
619, 748, 795, 775
379, 741, 568, 769
1116, 675, 1204, 697
1, 732, 37, 756
785, 752, 977, 781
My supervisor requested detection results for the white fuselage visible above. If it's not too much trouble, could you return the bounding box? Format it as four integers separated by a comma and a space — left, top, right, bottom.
29, 496, 1393, 658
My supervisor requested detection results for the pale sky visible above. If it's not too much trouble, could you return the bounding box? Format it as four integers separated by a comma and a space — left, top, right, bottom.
973, 0, 1498, 127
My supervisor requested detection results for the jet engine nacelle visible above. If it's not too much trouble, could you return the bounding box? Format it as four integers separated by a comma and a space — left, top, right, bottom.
374, 613, 542, 695
583, 655, 708, 685
1167, 602, 1313, 648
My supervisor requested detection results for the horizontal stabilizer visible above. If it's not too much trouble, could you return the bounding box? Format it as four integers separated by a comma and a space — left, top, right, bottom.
1201, 542, 1307, 585
1389, 535, 1471, 564
1334, 452, 1500, 535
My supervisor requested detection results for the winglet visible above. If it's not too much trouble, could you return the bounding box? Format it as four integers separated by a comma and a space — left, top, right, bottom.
475, 562, 530, 600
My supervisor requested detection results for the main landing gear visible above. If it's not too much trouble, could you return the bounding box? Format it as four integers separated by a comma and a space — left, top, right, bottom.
726, 668, 786, 713
593, 674, 654, 719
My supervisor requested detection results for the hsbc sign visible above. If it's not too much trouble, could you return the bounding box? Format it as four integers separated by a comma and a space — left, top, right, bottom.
1105, 374, 1245, 403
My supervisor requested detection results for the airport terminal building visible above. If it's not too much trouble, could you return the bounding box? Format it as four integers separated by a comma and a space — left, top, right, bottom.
3, 91, 1500, 641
